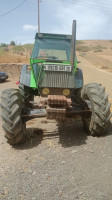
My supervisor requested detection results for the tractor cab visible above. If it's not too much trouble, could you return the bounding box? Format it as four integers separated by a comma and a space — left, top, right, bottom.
31, 33, 72, 62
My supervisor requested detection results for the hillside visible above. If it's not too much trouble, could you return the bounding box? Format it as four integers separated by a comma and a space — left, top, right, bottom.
0, 43, 33, 64
76, 40, 112, 73
0, 40, 112, 73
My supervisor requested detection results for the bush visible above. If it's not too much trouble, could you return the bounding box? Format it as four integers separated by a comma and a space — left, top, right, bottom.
76, 40, 85, 45
76, 45, 90, 52
23, 44, 33, 51
13, 45, 25, 54
0, 46, 5, 55
93, 45, 103, 52
10, 41, 16, 46
0, 43, 8, 47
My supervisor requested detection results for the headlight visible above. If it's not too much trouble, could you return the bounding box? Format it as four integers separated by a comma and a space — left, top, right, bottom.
42, 88, 50, 95
63, 89, 70, 96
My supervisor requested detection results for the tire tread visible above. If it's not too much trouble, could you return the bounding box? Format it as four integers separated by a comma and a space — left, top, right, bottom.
81, 83, 111, 136
1, 88, 26, 144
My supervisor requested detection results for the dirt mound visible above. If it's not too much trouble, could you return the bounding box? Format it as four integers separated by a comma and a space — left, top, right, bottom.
0, 63, 23, 79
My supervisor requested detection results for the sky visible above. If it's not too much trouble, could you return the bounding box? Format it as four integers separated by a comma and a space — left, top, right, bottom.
0, 0, 112, 44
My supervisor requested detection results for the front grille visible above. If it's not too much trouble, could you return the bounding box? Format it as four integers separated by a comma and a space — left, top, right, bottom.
41, 71, 75, 88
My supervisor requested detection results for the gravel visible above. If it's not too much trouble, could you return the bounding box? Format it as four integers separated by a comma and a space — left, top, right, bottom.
0, 65, 112, 200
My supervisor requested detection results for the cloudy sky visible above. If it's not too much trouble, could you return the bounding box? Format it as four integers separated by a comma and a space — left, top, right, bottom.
0, 0, 112, 44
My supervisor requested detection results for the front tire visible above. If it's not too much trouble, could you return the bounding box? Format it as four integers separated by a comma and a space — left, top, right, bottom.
19, 84, 34, 108
81, 83, 111, 136
1, 88, 26, 145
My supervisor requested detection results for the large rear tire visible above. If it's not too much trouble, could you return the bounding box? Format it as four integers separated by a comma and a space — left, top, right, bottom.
1, 88, 26, 145
81, 83, 111, 136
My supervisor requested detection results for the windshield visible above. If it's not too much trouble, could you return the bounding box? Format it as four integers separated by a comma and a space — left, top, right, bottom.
31, 38, 71, 61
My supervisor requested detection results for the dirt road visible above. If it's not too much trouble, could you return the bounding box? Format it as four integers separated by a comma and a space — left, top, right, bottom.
0, 65, 112, 200
78, 56, 112, 99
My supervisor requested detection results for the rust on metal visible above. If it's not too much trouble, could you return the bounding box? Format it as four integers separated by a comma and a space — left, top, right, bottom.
39, 95, 72, 108
48, 95, 71, 107
46, 106, 66, 120
40, 97, 48, 107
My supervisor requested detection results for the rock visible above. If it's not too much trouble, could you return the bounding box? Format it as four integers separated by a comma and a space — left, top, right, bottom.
79, 192, 83, 195
61, 161, 66, 164
72, 150, 78, 153
59, 190, 63, 196
32, 171, 36, 176
89, 150, 94, 153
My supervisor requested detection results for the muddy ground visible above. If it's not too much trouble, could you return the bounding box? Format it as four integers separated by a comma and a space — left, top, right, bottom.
0, 62, 112, 200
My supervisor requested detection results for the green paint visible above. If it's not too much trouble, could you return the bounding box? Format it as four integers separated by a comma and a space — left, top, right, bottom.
30, 65, 37, 88
30, 58, 71, 65
30, 58, 43, 88
43, 62, 71, 65
29, 59, 37, 88
30, 57, 77, 88
30, 58, 41, 88
30, 70, 37, 88
29, 34, 78, 88
30, 58, 45, 64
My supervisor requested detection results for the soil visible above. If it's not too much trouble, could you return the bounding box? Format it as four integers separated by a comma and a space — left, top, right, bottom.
0, 55, 112, 199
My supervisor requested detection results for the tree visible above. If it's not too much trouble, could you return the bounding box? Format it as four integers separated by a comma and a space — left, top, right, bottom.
1, 43, 8, 47
10, 41, 16, 46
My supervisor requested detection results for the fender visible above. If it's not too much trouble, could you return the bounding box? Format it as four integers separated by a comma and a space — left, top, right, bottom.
75, 68, 83, 88
19, 64, 31, 87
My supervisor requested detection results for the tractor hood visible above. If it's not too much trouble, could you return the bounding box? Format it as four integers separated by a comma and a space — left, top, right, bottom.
37, 62, 75, 89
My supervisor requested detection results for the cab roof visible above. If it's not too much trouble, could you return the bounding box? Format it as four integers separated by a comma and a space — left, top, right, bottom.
35, 33, 72, 40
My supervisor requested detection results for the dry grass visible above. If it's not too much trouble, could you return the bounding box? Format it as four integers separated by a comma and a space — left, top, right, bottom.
76, 45, 91, 52
76, 40, 112, 73
0, 53, 30, 64
93, 45, 103, 52
0, 44, 33, 64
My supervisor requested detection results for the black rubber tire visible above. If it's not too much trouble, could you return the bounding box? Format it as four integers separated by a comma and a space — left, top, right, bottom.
1, 88, 26, 145
19, 84, 34, 108
81, 83, 111, 136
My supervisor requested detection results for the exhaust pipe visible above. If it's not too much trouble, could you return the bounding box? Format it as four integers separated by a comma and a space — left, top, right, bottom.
71, 20, 76, 68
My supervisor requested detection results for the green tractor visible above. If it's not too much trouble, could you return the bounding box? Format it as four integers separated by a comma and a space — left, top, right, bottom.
1, 20, 111, 145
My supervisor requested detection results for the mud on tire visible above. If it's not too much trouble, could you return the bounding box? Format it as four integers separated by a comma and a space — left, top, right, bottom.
1, 88, 26, 145
81, 83, 111, 136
